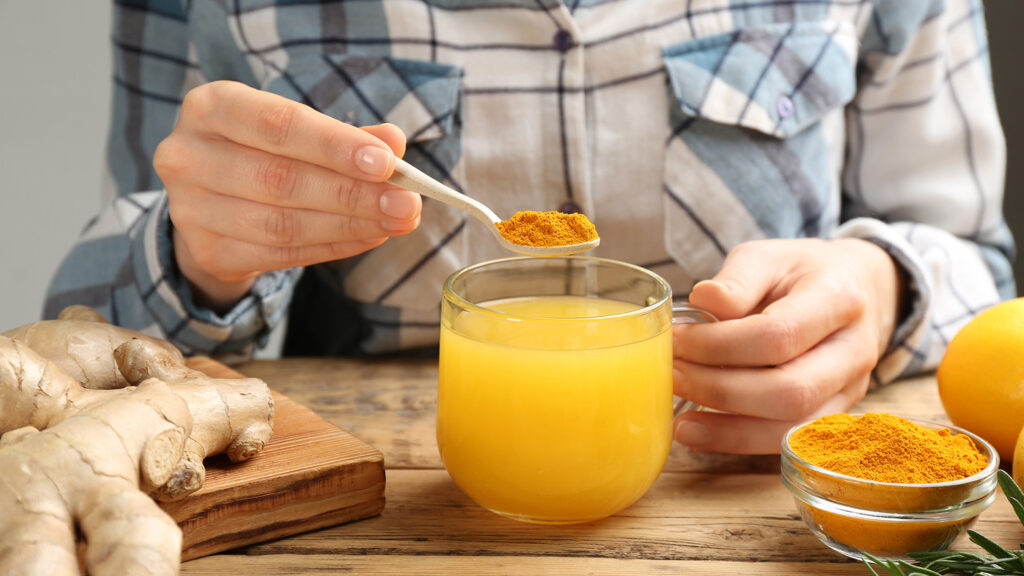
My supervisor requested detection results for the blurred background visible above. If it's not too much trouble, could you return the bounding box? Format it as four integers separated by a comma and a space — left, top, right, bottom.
1, 2, 111, 329
985, 1, 1023, 295
1, 1, 1022, 332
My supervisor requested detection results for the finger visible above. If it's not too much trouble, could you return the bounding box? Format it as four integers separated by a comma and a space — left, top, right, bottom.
673, 328, 874, 421
674, 278, 863, 367
178, 138, 421, 222
688, 241, 791, 321
181, 228, 388, 280
170, 186, 419, 248
673, 380, 866, 454
362, 123, 407, 159
181, 81, 397, 181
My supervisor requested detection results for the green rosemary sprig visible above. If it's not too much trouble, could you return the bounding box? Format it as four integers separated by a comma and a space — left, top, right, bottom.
863, 470, 1024, 576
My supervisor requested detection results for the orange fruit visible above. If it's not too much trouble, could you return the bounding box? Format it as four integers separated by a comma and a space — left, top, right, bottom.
1014, 425, 1024, 488
937, 297, 1024, 462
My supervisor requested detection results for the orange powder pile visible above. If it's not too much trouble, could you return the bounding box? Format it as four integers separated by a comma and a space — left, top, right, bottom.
495, 211, 599, 247
789, 413, 987, 484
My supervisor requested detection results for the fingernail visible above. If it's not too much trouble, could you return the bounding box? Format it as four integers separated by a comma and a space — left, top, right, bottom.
694, 279, 729, 293
355, 146, 393, 179
380, 188, 419, 220
674, 420, 712, 448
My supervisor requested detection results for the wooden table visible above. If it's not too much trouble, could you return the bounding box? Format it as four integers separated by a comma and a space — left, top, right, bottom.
180, 358, 1020, 575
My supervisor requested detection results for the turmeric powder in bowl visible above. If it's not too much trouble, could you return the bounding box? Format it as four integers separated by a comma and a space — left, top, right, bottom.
495, 211, 598, 248
781, 413, 999, 561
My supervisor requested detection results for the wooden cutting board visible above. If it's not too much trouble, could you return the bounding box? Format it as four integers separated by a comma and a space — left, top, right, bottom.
162, 357, 386, 561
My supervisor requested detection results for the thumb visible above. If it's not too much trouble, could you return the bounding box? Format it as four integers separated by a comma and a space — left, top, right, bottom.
689, 243, 780, 321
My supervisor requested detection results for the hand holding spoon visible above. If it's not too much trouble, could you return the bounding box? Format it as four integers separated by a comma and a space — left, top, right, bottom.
387, 158, 599, 257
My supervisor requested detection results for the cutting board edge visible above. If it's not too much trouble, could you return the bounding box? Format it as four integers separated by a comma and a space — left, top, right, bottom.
169, 356, 389, 562
178, 477, 387, 561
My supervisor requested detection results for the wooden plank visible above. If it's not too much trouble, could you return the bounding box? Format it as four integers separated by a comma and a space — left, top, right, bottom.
236, 359, 943, 473
208, 360, 1017, 575
223, 469, 1016, 564
239, 357, 444, 470
164, 357, 386, 561
182, 555, 875, 575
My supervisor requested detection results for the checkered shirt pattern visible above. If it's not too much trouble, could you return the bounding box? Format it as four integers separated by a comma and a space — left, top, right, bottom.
46, 0, 1015, 383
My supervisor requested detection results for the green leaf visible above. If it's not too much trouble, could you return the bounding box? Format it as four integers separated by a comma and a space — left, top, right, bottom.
864, 553, 907, 576
863, 560, 886, 576
970, 529, 1015, 559
895, 560, 942, 576
1008, 498, 1024, 528
998, 470, 1024, 504
981, 551, 1024, 573
997, 469, 1024, 526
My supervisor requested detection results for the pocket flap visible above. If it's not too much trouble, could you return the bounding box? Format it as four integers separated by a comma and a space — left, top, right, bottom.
663, 21, 857, 138
270, 55, 463, 143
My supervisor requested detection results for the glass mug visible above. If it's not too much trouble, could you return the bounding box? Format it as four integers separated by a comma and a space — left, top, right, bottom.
437, 256, 715, 524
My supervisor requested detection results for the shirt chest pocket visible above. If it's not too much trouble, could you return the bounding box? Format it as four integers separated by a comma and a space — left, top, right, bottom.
661, 21, 858, 281
265, 54, 464, 184
266, 55, 470, 312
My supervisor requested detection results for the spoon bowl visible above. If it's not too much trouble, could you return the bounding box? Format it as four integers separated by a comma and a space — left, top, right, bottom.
387, 158, 599, 257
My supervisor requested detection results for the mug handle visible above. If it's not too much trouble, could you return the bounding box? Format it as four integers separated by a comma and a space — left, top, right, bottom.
671, 304, 717, 417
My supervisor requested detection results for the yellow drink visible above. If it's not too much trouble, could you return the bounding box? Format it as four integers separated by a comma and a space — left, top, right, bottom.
437, 295, 673, 524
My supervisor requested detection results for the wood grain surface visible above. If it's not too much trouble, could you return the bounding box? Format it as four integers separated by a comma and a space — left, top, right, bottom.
176, 358, 1020, 575
168, 357, 385, 561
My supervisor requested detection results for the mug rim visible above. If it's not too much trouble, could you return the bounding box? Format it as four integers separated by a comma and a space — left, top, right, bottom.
442, 256, 672, 322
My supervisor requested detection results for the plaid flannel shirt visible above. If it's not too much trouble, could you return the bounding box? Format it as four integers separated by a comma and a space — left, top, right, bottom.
47, 0, 1015, 382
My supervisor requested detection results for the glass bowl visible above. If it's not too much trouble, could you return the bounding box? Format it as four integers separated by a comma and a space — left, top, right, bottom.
781, 416, 1000, 562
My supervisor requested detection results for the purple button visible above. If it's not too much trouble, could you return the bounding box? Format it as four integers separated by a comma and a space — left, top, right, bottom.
553, 29, 574, 53
777, 95, 795, 120
559, 200, 581, 214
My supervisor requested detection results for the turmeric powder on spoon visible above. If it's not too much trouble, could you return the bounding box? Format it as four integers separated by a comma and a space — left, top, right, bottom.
495, 210, 599, 248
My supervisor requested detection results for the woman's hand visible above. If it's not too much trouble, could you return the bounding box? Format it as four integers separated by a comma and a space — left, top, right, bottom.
672, 238, 904, 454
153, 81, 421, 312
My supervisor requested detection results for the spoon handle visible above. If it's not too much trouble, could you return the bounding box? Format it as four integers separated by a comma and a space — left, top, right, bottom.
388, 158, 501, 227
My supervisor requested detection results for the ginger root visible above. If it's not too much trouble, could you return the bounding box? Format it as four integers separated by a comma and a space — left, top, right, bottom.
0, 379, 191, 575
3, 304, 183, 390
0, 307, 275, 575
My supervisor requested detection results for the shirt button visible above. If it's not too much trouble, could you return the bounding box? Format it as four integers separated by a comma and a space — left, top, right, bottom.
553, 29, 574, 53
559, 200, 581, 214
776, 95, 795, 120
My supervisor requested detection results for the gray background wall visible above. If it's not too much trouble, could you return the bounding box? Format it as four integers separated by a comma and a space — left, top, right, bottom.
1, 1, 1022, 334
0, 2, 112, 329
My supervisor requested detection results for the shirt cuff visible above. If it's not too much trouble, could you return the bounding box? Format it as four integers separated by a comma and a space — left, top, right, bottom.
831, 217, 932, 386
129, 193, 300, 359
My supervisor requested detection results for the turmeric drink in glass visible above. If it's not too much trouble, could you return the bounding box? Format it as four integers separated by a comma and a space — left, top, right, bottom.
438, 256, 712, 524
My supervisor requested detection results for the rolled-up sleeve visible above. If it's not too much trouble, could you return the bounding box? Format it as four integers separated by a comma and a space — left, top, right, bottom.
44, 0, 297, 360
838, 0, 1015, 384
